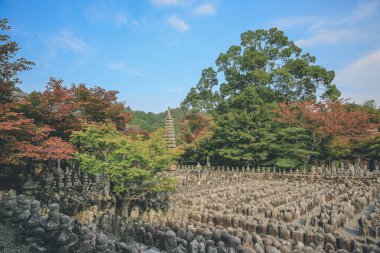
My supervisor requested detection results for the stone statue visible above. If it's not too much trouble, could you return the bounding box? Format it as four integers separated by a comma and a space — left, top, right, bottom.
42, 203, 61, 242
23, 200, 45, 244
0, 190, 17, 222
54, 214, 78, 252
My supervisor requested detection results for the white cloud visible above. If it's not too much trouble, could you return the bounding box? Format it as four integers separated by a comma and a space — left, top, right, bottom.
108, 62, 143, 76
308, 20, 327, 31
86, 3, 106, 23
86, 3, 132, 29
344, 1, 380, 24
167, 15, 189, 31
193, 3, 216, 16
126, 68, 143, 77
151, 0, 179, 6
114, 13, 128, 29
291, 1, 380, 47
335, 49, 380, 105
295, 28, 357, 47
50, 30, 91, 54
109, 63, 125, 71
168, 87, 185, 93
39, 30, 92, 68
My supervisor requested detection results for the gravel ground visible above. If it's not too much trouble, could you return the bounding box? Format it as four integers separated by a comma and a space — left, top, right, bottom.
338, 196, 380, 238
0, 222, 30, 253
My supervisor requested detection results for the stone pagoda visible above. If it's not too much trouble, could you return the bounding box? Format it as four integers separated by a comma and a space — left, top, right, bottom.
164, 107, 176, 148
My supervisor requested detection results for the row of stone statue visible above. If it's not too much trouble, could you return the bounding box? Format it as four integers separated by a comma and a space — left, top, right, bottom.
23, 169, 108, 197
176, 164, 377, 178
21, 167, 115, 217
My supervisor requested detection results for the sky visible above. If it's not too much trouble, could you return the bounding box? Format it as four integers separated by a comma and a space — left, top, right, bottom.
1, 0, 380, 113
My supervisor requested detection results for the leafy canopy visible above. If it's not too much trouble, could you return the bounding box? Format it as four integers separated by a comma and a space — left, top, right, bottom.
216, 28, 340, 102
21, 78, 131, 140
180, 28, 343, 166
275, 99, 377, 161
210, 86, 276, 166
0, 18, 34, 104
181, 67, 221, 113
0, 103, 75, 165
71, 124, 179, 195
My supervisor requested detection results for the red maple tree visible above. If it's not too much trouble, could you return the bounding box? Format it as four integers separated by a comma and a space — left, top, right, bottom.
275, 99, 377, 159
20, 78, 132, 140
0, 102, 75, 165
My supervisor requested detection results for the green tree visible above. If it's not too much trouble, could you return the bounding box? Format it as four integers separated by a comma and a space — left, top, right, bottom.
269, 127, 316, 169
0, 19, 34, 104
216, 28, 340, 102
181, 28, 341, 166
127, 107, 185, 134
181, 67, 221, 113
365, 137, 380, 159
210, 86, 275, 166
71, 124, 177, 195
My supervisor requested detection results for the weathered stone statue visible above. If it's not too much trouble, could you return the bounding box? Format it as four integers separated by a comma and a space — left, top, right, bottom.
44, 171, 55, 192
70, 226, 95, 253
42, 203, 61, 242
94, 232, 111, 253
54, 214, 78, 252
164, 230, 177, 252
23, 200, 45, 244
57, 171, 65, 189
0, 190, 17, 222
23, 173, 39, 197
12, 194, 31, 224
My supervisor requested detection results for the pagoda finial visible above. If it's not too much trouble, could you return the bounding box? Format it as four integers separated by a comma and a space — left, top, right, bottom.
167, 107, 172, 118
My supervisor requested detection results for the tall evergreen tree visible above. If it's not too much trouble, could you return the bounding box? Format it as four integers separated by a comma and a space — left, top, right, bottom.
181, 67, 221, 113
210, 86, 275, 166
216, 28, 340, 102
180, 28, 342, 166
0, 19, 34, 104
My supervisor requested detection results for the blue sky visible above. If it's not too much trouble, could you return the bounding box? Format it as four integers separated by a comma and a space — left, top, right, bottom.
1, 0, 380, 112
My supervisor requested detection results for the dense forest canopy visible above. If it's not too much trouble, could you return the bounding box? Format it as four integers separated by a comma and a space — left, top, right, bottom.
127, 107, 185, 133
179, 28, 380, 168
1, 18, 379, 193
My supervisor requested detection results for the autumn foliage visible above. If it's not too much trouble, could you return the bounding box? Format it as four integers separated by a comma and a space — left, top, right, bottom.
277, 100, 375, 139
0, 102, 75, 164
178, 113, 215, 147
275, 99, 378, 159
0, 78, 131, 166
21, 78, 131, 140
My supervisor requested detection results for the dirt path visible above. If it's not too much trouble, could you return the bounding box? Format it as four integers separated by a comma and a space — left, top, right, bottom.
337, 197, 380, 237
0, 222, 30, 253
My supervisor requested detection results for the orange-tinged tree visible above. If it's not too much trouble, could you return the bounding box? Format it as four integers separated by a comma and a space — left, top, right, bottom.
0, 102, 75, 165
72, 83, 131, 130
21, 78, 132, 140
276, 99, 376, 161
178, 112, 215, 164
22, 79, 80, 139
